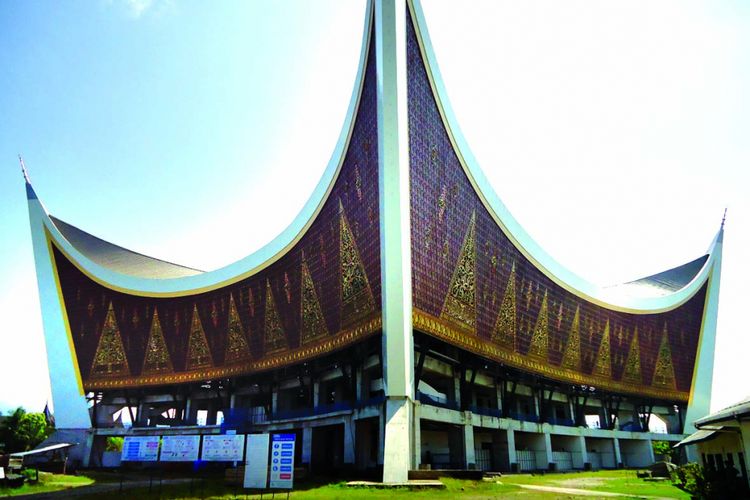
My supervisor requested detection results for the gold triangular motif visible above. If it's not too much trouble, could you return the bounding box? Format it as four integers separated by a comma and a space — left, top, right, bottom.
186, 304, 213, 370
264, 280, 287, 353
561, 306, 581, 370
492, 262, 516, 349
142, 308, 173, 374
225, 293, 251, 364
91, 302, 130, 378
441, 211, 476, 330
527, 289, 548, 359
301, 255, 329, 345
622, 327, 642, 384
593, 320, 612, 378
652, 323, 677, 389
340, 201, 375, 327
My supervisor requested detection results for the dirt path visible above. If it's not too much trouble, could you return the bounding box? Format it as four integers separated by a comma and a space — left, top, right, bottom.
514, 483, 672, 499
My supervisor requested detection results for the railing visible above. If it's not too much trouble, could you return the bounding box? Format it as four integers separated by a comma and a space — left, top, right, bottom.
506, 411, 539, 423
356, 394, 385, 409
474, 448, 493, 471
416, 391, 460, 411
468, 405, 502, 418
547, 417, 576, 427
516, 450, 536, 471
552, 451, 573, 471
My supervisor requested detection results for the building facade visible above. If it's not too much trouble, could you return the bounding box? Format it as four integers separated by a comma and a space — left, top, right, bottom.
27, 0, 722, 482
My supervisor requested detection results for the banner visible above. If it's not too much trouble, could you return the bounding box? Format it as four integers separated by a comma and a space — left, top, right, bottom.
201, 434, 245, 461
121, 436, 160, 462
269, 434, 295, 489
160, 435, 200, 461
243, 434, 270, 489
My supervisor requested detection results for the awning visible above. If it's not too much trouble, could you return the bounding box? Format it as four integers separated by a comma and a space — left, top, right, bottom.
10, 442, 76, 458
674, 429, 721, 448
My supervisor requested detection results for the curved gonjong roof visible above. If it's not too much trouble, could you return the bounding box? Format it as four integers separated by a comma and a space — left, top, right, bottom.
27, 0, 720, 313
407, 0, 721, 314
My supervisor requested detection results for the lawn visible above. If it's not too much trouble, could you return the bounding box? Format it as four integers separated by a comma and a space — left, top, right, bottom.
500, 469, 690, 499
0, 469, 691, 499
0, 471, 94, 497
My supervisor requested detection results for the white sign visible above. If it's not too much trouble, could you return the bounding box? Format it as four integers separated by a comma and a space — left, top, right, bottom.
243, 434, 270, 489
201, 434, 245, 462
121, 436, 160, 462
160, 435, 200, 462
269, 434, 295, 489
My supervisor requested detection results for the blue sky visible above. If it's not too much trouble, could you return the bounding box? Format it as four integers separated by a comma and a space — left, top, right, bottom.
0, 0, 748, 415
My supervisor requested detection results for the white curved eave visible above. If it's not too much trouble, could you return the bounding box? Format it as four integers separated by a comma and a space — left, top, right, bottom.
32, 1, 374, 298
409, 0, 719, 314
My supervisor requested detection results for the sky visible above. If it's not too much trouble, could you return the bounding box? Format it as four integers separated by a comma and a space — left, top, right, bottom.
0, 0, 748, 417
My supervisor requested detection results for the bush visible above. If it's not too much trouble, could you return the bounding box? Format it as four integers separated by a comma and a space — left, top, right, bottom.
672, 462, 750, 499
105, 436, 124, 452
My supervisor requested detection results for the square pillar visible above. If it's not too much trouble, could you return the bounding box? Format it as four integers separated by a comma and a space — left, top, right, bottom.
383, 398, 412, 482
613, 438, 622, 466
543, 432, 554, 469
507, 428, 517, 469
302, 426, 313, 466
344, 417, 356, 464
576, 435, 589, 469
413, 408, 421, 469
464, 421, 476, 468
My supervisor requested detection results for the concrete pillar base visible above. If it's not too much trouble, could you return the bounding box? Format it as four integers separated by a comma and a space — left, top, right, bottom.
382, 397, 413, 483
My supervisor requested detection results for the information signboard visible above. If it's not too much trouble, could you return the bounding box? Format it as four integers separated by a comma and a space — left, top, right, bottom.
201, 434, 245, 462
160, 435, 200, 462
269, 434, 295, 489
243, 434, 270, 489
121, 436, 160, 462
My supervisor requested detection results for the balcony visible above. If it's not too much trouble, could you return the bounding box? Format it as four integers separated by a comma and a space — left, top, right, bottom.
416, 390, 460, 411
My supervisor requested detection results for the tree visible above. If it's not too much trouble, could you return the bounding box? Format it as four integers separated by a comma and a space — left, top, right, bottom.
652, 440, 673, 462
0, 407, 53, 453
15, 413, 52, 451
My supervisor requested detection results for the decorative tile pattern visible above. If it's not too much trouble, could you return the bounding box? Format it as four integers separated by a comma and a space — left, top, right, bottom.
621, 328, 642, 385
186, 305, 213, 370
491, 262, 516, 349
593, 321, 612, 378
561, 306, 581, 371
142, 309, 173, 374
91, 302, 130, 378
441, 211, 476, 330
301, 255, 329, 345
224, 293, 251, 364
527, 290, 549, 360
264, 280, 287, 354
652, 324, 677, 390
340, 201, 376, 328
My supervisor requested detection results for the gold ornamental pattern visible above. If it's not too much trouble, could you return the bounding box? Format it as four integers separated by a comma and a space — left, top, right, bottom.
90, 302, 130, 378
441, 211, 476, 330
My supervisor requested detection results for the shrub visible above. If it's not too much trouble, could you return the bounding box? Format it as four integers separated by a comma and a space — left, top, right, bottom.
105, 436, 124, 452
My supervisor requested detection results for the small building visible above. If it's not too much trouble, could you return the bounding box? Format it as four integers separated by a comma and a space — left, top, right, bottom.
678, 396, 750, 487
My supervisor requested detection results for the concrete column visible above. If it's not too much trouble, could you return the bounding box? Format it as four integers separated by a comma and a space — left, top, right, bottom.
302, 426, 313, 465
646, 439, 656, 464
229, 394, 236, 409
413, 407, 421, 469
378, 407, 386, 465
383, 398, 412, 481
464, 421, 476, 468
344, 417, 356, 464
184, 397, 193, 425
507, 429, 517, 468
613, 438, 622, 466
271, 387, 278, 415
543, 432, 554, 468
313, 380, 320, 408
576, 435, 589, 468
496, 383, 503, 413
453, 371, 462, 407
355, 366, 364, 401
377, 0, 415, 484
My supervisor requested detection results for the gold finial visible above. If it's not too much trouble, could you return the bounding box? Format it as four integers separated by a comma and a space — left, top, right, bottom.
19, 155, 30, 183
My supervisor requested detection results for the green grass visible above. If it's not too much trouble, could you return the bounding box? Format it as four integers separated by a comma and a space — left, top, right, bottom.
0, 471, 94, 497
500, 469, 690, 498
0, 469, 691, 499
